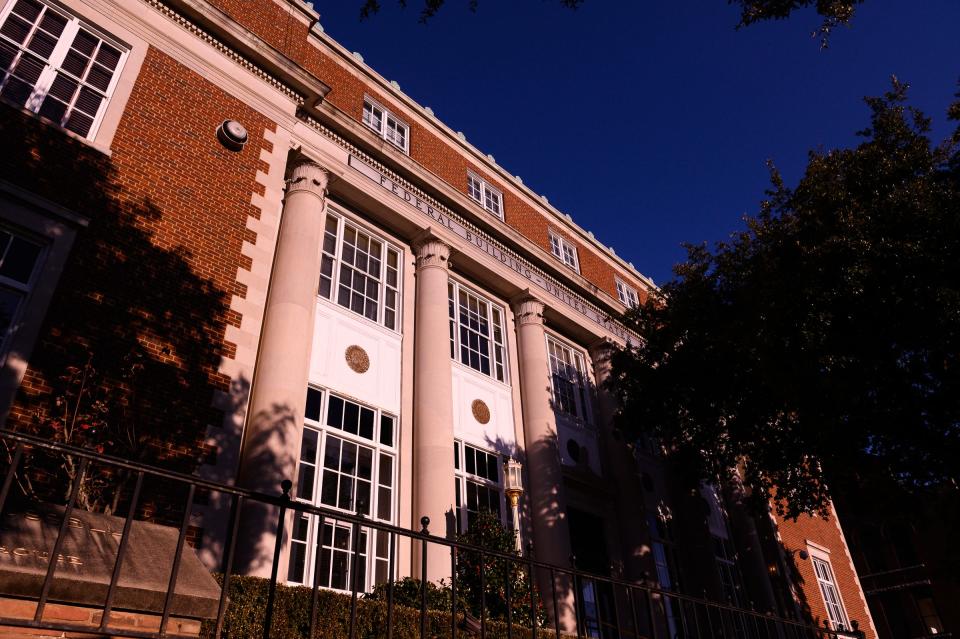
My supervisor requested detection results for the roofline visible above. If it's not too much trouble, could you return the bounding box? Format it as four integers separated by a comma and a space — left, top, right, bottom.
306, 16, 656, 291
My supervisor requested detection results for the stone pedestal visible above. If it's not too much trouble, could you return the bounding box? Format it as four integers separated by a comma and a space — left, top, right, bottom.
411, 235, 457, 582
236, 156, 329, 577
0, 504, 219, 638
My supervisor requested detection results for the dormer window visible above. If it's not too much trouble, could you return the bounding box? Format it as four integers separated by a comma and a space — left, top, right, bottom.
467, 171, 503, 219
362, 96, 408, 154
549, 230, 579, 273
615, 277, 639, 308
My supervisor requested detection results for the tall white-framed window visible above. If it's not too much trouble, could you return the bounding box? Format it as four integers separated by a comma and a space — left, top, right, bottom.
453, 440, 503, 533
447, 280, 507, 382
701, 485, 745, 606
615, 277, 639, 309
361, 96, 408, 154
0, 226, 43, 360
546, 334, 591, 423
809, 551, 850, 630
319, 209, 402, 332
288, 387, 397, 592
0, 0, 128, 140
548, 230, 580, 273
648, 508, 683, 638
466, 171, 503, 219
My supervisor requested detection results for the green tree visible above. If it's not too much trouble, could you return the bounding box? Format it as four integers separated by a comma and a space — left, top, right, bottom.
358, 0, 583, 22
608, 79, 960, 519
732, 0, 864, 40
358, 0, 864, 38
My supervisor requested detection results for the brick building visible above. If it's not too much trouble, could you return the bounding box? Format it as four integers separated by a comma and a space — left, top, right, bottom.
0, 0, 878, 634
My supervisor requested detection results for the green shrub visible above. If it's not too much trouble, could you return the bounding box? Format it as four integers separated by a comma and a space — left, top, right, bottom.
201, 574, 561, 639
454, 513, 546, 628
366, 576, 458, 612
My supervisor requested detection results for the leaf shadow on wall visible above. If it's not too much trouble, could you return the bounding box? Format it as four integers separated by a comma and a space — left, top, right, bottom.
0, 105, 235, 527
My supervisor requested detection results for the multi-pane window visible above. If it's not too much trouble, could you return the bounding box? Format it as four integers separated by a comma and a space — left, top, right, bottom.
454, 440, 502, 532
288, 388, 397, 592
0, 0, 126, 139
812, 556, 850, 630
713, 536, 744, 606
648, 510, 683, 638
549, 230, 579, 273
448, 280, 507, 382
319, 211, 402, 331
0, 227, 42, 356
615, 277, 639, 308
546, 335, 591, 422
702, 485, 745, 606
362, 97, 408, 154
466, 172, 503, 219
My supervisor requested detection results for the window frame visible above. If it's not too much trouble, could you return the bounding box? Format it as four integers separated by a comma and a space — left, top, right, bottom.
615, 276, 639, 309
548, 229, 580, 273
361, 95, 409, 154
808, 550, 851, 631
447, 278, 508, 384
0, 0, 129, 140
318, 208, 403, 333
0, 183, 86, 422
0, 224, 45, 359
287, 387, 398, 593
466, 171, 504, 220
545, 332, 593, 425
453, 439, 505, 533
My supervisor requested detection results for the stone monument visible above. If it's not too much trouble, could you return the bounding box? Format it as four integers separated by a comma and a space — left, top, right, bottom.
0, 502, 221, 637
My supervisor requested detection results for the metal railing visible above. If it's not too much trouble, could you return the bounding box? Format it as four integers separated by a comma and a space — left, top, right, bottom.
0, 429, 866, 639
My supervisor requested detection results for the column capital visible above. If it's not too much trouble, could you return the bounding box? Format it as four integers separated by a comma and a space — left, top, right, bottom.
285, 156, 330, 199
512, 294, 545, 327
413, 232, 452, 271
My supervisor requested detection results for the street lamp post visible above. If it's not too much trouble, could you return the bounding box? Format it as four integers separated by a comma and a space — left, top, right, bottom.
504, 458, 524, 553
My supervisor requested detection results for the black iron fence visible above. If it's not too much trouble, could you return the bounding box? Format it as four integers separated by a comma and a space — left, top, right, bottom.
0, 429, 866, 639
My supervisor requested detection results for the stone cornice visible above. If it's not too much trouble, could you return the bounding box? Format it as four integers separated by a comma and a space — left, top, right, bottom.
158, 0, 330, 107
153, 0, 653, 300
306, 19, 655, 292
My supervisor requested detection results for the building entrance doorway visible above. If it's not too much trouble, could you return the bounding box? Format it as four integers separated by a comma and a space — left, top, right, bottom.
568, 507, 617, 639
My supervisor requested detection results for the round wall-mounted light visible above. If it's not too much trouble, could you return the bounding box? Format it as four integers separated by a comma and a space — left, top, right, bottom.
217, 119, 248, 151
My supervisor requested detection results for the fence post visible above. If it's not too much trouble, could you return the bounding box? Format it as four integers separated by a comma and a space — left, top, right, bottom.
263, 479, 292, 639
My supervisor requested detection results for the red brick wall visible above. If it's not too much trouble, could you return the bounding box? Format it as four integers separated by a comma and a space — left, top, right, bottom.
200, 0, 647, 302
776, 508, 877, 638
3, 46, 273, 477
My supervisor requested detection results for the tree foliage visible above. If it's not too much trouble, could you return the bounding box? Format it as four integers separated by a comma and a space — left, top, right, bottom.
608, 79, 960, 519
356, 0, 863, 38
732, 0, 863, 40
358, 0, 583, 22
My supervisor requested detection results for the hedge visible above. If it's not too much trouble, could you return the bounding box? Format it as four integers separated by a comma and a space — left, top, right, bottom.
201, 575, 572, 639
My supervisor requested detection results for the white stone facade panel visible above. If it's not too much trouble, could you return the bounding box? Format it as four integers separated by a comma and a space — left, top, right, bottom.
451, 363, 517, 456
309, 299, 403, 414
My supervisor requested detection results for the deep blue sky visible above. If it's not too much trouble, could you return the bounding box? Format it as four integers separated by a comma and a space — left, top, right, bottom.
315, 1, 960, 285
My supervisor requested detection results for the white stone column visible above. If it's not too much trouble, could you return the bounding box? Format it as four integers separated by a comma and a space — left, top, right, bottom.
411, 234, 457, 581
589, 339, 650, 580
236, 156, 329, 577
513, 295, 576, 632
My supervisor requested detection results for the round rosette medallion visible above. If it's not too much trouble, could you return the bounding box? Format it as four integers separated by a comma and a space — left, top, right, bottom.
471, 399, 491, 424
345, 345, 370, 373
